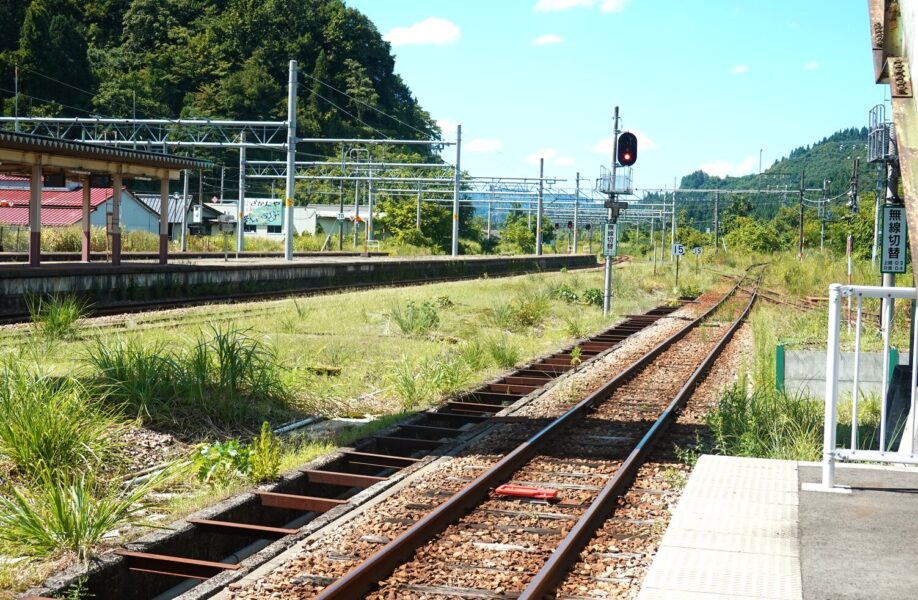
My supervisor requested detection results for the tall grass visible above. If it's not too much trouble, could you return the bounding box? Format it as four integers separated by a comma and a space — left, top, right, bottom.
386, 357, 434, 410
26, 294, 89, 340
86, 326, 292, 428
86, 339, 175, 417
0, 465, 172, 560
707, 383, 823, 460
0, 368, 121, 480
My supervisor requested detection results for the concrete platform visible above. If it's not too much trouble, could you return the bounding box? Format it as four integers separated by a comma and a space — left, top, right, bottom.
639, 455, 918, 600
0, 253, 598, 318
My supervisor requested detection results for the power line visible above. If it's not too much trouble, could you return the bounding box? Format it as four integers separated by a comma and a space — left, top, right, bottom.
297, 81, 389, 139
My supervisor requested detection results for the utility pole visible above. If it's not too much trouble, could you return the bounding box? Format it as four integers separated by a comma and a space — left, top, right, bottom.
367, 168, 375, 244
650, 212, 656, 271
181, 169, 189, 251
486, 199, 492, 240
237, 132, 246, 254
536, 158, 544, 255
713, 191, 719, 255
338, 149, 345, 251
451, 124, 461, 256
219, 166, 225, 203
798, 171, 805, 260
670, 185, 676, 261
820, 178, 828, 251
14, 65, 18, 133
872, 163, 884, 269
573, 172, 580, 253
353, 177, 360, 248
284, 59, 298, 261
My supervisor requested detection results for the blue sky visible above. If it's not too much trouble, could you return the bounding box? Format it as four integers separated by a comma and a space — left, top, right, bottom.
347, 0, 885, 192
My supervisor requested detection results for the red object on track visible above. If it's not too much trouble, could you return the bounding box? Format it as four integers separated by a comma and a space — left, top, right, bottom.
494, 484, 558, 501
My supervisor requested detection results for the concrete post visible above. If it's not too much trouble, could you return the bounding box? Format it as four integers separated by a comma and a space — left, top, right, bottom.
284, 59, 297, 261
81, 177, 91, 262
237, 133, 246, 253
181, 169, 189, 252
536, 158, 544, 256
368, 169, 374, 242
29, 164, 41, 267
159, 176, 169, 265
451, 124, 461, 256
111, 172, 122, 265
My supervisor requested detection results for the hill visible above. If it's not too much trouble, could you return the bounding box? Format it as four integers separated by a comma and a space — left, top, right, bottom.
0, 0, 439, 146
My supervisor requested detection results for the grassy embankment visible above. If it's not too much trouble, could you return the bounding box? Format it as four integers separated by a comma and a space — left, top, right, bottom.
704, 250, 914, 462
0, 260, 720, 595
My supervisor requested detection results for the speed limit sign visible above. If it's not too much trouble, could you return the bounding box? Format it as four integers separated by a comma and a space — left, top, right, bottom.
692, 246, 702, 257
672, 243, 685, 256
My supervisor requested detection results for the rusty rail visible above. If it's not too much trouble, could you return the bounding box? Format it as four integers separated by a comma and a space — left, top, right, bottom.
314, 268, 760, 599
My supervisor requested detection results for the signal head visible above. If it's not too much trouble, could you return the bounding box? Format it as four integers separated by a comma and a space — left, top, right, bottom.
617, 131, 638, 166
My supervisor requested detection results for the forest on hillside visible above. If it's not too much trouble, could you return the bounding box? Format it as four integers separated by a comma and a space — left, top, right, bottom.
0, 0, 439, 144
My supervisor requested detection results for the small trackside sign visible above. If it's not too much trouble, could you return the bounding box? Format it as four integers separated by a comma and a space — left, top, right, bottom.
692, 246, 702, 256
603, 224, 616, 257
672, 243, 685, 257
881, 205, 907, 274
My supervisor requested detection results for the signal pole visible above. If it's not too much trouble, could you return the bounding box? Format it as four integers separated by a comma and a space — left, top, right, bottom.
798, 171, 805, 260
573, 173, 580, 253
602, 108, 621, 316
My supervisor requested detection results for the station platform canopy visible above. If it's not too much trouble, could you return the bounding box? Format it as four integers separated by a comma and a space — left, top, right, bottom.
0, 131, 209, 266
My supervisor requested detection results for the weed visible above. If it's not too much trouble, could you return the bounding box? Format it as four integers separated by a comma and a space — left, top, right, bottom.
678, 283, 702, 298
582, 288, 603, 307
26, 294, 89, 339
662, 466, 688, 489
563, 314, 588, 338
435, 295, 454, 308
569, 346, 582, 369
250, 422, 281, 483
193, 440, 252, 488
391, 300, 440, 336
428, 351, 471, 394
485, 335, 521, 368
486, 301, 517, 330
554, 284, 579, 303
456, 339, 489, 371
0, 464, 172, 560
511, 287, 551, 327
62, 576, 92, 600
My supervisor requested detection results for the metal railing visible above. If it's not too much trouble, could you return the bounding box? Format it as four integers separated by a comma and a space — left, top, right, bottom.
822, 283, 918, 488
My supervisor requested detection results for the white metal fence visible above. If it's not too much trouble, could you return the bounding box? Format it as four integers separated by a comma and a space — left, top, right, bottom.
821, 283, 918, 488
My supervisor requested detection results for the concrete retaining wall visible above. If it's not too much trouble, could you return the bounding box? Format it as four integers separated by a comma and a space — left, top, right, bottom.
783, 349, 909, 397
0, 254, 597, 318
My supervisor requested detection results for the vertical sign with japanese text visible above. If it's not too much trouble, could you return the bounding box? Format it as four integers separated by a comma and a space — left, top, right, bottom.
603, 223, 616, 257
881, 205, 907, 274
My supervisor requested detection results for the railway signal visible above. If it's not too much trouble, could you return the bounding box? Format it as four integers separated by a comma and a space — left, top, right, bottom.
617, 131, 638, 166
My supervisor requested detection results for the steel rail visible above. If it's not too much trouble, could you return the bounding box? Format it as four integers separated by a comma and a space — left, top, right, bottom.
520, 272, 761, 598
314, 267, 759, 600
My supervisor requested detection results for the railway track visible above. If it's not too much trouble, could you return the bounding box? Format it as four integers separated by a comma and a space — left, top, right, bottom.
222, 267, 760, 600
24, 267, 679, 600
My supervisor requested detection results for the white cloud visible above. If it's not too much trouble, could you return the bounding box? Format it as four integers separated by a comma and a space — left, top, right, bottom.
533, 0, 593, 12
384, 17, 460, 47
436, 118, 457, 135
466, 138, 502, 153
592, 129, 658, 154
804, 60, 820, 71
528, 148, 558, 165
599, 0, 629, 13
732, 64, 749, 75
532, 34, 564, 46
699, 155, 757, 178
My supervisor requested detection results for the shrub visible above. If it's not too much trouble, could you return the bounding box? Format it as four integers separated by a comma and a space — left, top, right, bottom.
250, 422, 281, 483
26, 294, 89, 340
435, 295, 454, 308
0, 465, 171, 559
0, 368, 121, 480
511, 287, 551, 327
485, 335, 521, 368
582, 288, 603, 307
391, 300, 440, 336
563, 314, 588, 338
